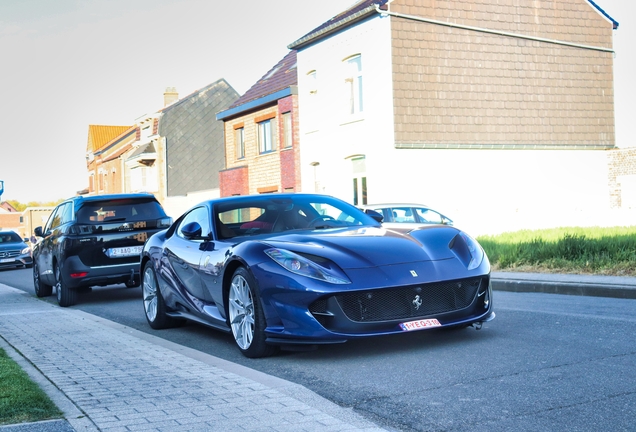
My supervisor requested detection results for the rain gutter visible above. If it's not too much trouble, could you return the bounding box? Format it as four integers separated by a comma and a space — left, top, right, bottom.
216, 87, 297, 121
375, 5, 614, 53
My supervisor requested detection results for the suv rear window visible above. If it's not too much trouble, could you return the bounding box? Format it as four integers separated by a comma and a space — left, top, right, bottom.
76, 198, 166, 224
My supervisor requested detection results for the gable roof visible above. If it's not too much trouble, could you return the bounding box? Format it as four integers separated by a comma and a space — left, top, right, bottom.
588, 0, 619, 29
288, 0, 388, 50
87, 125, 133, 153
288, 0, 617, 50
0, 202, 19, 213
217, 50, 298, 121
159, 78, 237, 114
231, 50, 298, 109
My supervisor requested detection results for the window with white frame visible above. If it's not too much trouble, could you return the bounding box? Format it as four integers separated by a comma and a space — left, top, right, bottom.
343, 54, 363, 115
258, 119, 275, 153
235, 126, 245, 159
351, 156, 367, 206
130, 165, 158, 193
305, 70, 318, 131
282, 112, 292, 148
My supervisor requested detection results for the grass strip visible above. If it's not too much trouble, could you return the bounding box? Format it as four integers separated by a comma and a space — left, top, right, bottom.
477, 225, 636, 275
0, 347, 62, 426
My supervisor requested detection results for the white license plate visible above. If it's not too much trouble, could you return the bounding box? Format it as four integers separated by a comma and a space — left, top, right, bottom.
107, 246, 143, 258
0, 258, 14, 263
399, 318, 442, 332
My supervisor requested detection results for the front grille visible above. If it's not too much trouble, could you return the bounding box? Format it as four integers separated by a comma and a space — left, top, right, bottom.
327, 277, 483, 323
0, 250, 21, 259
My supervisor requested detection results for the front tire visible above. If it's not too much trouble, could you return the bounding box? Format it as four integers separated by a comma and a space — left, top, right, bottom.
55, 263, 76, 307
142, 261, 183, 329
33, 261, 52, 297
228, 267, 277, 358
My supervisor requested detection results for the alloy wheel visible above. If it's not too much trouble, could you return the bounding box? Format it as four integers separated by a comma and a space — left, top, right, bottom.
229, 274, 255, 350
143, 265, 158, 322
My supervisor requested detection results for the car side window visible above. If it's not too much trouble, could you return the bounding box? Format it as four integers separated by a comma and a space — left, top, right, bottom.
416, 208, 443, 224
392, 207, 416, 223
177, 207, 210, 240
45, 206, 63, 231
379, 208, 393, 222
59, 203, 74, 225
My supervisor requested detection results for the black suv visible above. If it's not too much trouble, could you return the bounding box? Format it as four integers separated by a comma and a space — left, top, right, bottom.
32, 193, 172, 306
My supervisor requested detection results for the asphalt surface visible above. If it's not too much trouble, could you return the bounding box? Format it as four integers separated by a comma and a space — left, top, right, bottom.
1, 272, 635, 432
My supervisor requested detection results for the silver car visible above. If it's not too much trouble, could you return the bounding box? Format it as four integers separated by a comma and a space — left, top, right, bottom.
0, 230, 33, 269
361, 203, 453, 233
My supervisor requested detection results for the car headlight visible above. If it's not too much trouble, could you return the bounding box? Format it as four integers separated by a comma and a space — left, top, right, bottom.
265, 248, 350, 284
21, 246, 30, 255
450, 232, 485, 270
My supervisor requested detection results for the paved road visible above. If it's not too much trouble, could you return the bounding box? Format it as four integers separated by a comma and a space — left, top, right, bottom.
1, 268, 636, 431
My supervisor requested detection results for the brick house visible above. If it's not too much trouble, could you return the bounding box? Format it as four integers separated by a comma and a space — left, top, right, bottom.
85, 125, 137, 195
288, 0, 620, 234
0, 205, 53, 239
124, 113, 161, 198
0, 202, 21, 236
82, 81, 239, 218
217, 51, 301, 197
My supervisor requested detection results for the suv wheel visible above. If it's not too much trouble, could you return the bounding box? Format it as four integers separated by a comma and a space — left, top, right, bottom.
55, 263, 77, 307
33, 261, 52, 297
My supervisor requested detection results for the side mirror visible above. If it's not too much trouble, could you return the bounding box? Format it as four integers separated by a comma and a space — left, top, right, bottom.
364, 209, 384, 223
181, 222, 202, 239
34, 226, 44, 237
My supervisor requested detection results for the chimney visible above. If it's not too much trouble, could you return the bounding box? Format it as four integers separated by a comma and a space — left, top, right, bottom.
163, 87, 178, 106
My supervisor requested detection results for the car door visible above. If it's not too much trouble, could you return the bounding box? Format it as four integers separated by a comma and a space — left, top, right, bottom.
163, 207, 209, 301
198, 204, 242, 321
34, 204, 65, 286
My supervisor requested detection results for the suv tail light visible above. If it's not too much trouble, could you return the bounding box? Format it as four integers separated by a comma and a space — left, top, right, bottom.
158, 217, 173, 228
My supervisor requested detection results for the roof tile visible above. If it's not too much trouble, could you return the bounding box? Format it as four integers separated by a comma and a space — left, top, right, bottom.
229, 50, 298, 109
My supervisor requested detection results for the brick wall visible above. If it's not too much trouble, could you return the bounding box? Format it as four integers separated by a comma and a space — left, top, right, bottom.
278, 95, 301, 191
607, 147, 636, 208
221, 95, 301, 196
390, 0, 615, 148
219, 166, 249, 197
0, 213, 23, 236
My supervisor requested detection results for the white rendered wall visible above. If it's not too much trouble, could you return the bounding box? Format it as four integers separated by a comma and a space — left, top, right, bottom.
296, 15, 620, 236
297, 14, 395, 203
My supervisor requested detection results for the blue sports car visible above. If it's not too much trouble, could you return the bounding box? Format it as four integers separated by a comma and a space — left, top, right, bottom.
141, 193, 494, 358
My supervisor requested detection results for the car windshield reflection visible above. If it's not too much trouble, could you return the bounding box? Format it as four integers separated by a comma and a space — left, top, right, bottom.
215, 195, 379, 239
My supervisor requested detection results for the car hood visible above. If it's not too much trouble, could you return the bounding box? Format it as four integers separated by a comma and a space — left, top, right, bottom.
0, 242, 27, 251
262, 225, 460, 269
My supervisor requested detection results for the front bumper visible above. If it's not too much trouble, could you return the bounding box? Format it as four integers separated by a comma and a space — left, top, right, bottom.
254, 260, 494, 345
0, 254, 33, 269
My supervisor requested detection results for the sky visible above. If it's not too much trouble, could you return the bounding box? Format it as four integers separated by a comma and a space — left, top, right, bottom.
0, 0, 633, 204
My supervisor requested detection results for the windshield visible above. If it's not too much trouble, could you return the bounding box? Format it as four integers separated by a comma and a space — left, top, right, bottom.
0, 232, 22, 243
216, 195, 380, 239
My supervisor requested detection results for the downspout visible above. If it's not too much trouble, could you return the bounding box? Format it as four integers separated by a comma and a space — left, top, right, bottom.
374, 4, 614, 53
